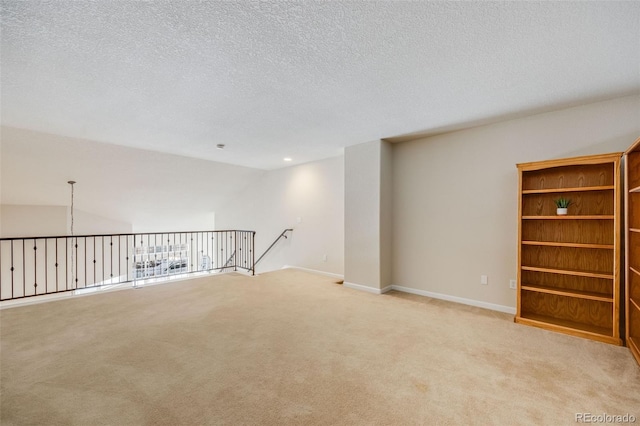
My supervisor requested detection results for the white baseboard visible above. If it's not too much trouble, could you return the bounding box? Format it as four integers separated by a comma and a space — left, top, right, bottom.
281, 265, 344, 279
390, 285, 516, 315
343, 281, 393, 295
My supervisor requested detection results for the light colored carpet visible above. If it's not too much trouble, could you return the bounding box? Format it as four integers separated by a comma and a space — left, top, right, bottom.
1, 269, 638, 425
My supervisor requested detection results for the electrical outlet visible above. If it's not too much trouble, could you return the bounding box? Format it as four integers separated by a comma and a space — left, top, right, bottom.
480, 275, 488, 285
509, 279, 517, 289
323, 254, 327, 262
296, 217, 302, 224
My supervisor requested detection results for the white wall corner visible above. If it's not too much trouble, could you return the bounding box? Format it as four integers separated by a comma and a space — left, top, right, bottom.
391, 285, 516, 315
380, 285, 393, 294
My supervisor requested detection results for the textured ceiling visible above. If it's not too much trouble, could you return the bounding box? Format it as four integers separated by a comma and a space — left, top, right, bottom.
1, 1, 639, 170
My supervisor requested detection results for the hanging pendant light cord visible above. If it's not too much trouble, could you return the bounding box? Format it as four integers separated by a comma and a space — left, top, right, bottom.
70, 184, 75, 236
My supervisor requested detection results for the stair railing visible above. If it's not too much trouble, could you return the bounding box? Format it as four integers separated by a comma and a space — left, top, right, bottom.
254, 229, 293, 269
0, 229, 256, 301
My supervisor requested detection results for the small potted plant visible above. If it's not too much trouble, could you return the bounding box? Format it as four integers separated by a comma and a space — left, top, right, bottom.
554, 198, 571, 215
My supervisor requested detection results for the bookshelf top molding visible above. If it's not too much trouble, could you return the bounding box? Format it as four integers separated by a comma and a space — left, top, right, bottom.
624, 137, 640, 155
517, 152, 623, 172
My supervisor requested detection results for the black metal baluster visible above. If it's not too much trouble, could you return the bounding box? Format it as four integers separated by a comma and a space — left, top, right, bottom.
117, 236, 120, 282
11, 240, 14, 299
244, 232, 248, 269
154, 233, 158, 277
239, 232, 242, 269
126, 235, 130, 282
238, 232, 242, 269
75, 237, 79, 289
196, 232, 200, 272
22, 240, 26, 297
109, 236, 113, 282
55, 238, 59, 293
93, 237, 96, 285
135, 234, 138, 280
45, 239, 48, 294
209, 231, 212, 271
166, 233, 170, 276
199, 232, 202, 272
211, 232, 214, 271
33, 239, 37, 295
140, 235, 144, 280
102, 236, 105, 284
84, 236, 87, 288
65, 238, 69, 291
166, 233, 169, 276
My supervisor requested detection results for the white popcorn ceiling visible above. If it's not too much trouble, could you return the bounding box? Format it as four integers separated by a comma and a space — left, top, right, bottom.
1, 1, 639, 170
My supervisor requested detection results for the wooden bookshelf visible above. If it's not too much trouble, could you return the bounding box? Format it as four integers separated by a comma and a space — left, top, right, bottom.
625, 137, 640, 365
516, 153, 622, 345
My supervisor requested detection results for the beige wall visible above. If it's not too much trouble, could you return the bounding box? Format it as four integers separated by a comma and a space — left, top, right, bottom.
380, 140, 393, 288
345, 141, 381, 289
392, 95, 640, 310
216, 156, 344, 275
344, 140, 393, 291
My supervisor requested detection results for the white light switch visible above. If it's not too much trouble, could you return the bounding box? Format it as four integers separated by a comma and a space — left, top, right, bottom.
480, 275, 488, 285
